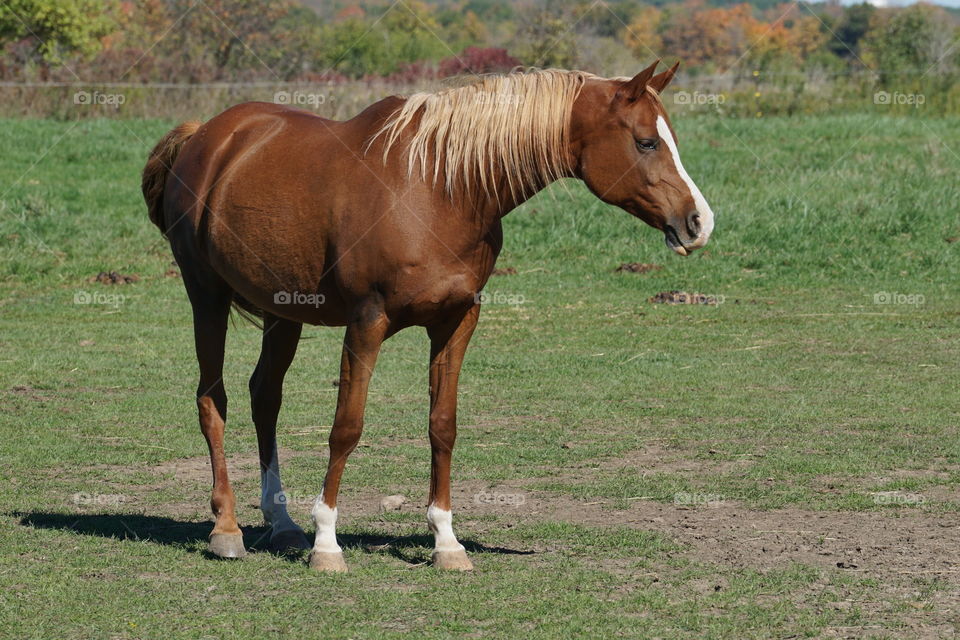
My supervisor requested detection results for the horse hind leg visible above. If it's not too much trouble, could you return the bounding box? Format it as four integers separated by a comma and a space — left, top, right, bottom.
187, 277, 246, 558
250, 314, 310, 553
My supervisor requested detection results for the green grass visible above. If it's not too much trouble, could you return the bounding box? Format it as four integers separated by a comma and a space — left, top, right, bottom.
0, 114, 958, 638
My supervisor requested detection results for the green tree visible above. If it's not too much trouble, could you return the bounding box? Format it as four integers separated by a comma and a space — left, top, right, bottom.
579, 0, 643, 39
316, 17, 391, 77
827, 3, 875, 60
316, 1, 449, 77
464, 0, 515, 23
863, 4, 957, 77
263, 5, 326, 79
0, 0, 117, 62
379, 0, 448, 68
514, 1, 579, 68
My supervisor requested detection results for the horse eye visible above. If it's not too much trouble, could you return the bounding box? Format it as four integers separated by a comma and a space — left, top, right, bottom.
636, 138, 659, 152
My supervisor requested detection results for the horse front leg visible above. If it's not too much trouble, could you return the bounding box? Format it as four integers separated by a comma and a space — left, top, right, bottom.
309, 304, 389, 572
426, 304, 480, 570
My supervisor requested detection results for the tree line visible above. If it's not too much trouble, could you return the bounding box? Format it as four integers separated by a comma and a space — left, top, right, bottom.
0, 0, 956, 83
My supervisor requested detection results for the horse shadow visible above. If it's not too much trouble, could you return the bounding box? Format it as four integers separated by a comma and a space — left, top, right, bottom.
12, 511, 533, 565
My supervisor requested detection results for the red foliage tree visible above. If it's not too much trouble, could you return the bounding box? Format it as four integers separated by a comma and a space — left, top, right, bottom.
439, 47, 520, 77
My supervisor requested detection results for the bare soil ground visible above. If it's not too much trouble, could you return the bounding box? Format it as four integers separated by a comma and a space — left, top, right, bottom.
139, 452, 960, 596
44, 444, 960, 637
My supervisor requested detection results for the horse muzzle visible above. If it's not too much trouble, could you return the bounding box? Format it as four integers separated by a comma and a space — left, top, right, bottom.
664, 210, 712, 256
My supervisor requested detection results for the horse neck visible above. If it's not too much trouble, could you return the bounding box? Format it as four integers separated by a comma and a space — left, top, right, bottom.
476, 174, 555, 219
462, 132, 580, 221
486, 83, 598, 217
379, 83, 586, 223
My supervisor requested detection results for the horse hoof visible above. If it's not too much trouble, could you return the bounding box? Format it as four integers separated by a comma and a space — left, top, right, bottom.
308, 551, 348, 572
209, 533, 247, 559
270, 529, 311, 552
432, 549, 473, 571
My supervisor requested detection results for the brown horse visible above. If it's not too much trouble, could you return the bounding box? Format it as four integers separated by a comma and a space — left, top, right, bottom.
142, 59, 714, 572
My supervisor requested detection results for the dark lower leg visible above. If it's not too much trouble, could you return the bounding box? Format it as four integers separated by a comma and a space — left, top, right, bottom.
250, 315, 306, 546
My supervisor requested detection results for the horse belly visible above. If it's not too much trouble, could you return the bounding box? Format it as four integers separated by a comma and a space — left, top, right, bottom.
200, 196, 348, 325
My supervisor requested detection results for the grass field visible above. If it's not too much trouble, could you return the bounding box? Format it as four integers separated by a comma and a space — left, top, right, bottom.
0, 113, 958, 639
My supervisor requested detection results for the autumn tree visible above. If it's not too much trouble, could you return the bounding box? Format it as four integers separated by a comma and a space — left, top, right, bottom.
622, 6, 664, 60
660, 2, 758, 69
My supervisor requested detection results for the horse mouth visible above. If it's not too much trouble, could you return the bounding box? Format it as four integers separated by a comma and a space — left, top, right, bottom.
664, 226, 691, 256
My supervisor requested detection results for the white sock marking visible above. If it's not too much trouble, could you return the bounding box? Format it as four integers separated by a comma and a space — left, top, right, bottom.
311, 499, 341, 554
427, 504, 464, 553
656, 115, 714, 244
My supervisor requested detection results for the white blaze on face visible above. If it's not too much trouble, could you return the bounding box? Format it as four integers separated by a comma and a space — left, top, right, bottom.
656, 115, 714, 246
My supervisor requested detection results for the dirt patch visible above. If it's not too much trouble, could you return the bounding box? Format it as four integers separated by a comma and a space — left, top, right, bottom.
145, 449, 303, 518
150, 449, 301, 480
813, 469, 957, 493
7, 385, 50, 401
90, 271, 139, 285
615, 262, 662, 274
605, 445, 753, 476
437, 480, 958, 637
491, 267, 517, 276
153, 455, 256, 483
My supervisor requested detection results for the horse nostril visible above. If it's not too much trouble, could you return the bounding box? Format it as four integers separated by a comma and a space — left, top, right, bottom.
686, 211, 701, 237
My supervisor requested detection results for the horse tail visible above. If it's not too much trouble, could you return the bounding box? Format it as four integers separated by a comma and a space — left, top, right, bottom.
230, 293, 265, 330
142, 120, 202, 235
142, 120, 266, 329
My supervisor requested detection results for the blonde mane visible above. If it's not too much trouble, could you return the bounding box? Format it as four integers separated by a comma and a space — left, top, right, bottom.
368, 69, 596, 201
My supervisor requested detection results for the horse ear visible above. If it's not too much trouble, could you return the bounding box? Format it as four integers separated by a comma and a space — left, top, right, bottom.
649, 60, 680, 94
615, 59, 660, 103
